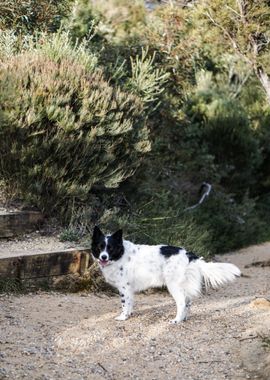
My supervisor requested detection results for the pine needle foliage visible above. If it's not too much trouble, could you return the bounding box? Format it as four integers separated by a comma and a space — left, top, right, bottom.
128, 48, 169, 106
0, 48, 150, 217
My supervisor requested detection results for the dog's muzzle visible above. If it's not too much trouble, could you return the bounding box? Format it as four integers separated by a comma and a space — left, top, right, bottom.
99, 259, 110, 267
99, 253, 110, 267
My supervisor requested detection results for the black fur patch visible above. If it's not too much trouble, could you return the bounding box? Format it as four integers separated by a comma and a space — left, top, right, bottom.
160, 245, 199, 262
186, 251, 199, 262
106, 231, 124, 261
160, 246, 181, 258
91, 226, 106, 259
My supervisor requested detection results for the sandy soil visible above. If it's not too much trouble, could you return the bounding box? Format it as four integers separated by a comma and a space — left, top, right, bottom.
0, 232, 78, 258
0, 244, 269, 380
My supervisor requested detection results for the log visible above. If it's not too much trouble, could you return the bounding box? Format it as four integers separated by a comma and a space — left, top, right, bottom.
0, 211, 43, 238
0, 248, 92, 280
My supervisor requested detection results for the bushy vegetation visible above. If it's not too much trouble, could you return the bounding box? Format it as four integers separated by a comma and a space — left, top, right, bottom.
68, 0, 146, 42
0, 0, 71, 33
0, 32, 165, 218
1, 0, 270, 256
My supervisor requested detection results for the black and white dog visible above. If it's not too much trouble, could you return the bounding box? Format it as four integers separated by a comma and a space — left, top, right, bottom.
91, 226, 241, 324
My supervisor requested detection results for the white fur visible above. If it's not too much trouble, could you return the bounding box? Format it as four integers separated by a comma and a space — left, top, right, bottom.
98, 240, 241, 324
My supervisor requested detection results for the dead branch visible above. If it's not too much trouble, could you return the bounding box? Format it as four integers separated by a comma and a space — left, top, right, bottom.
184, 182, 212, 211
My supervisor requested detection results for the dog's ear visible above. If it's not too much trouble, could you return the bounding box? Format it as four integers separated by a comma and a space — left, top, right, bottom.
92, 226, 104, 241
112, 229, 123, 242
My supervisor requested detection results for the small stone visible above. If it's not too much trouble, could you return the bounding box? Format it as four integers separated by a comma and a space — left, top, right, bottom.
0, 368, 7, 377
250, 298, 270, 310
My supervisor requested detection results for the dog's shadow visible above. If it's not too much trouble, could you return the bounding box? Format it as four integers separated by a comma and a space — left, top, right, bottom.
129, 293, 249, 324
53, 293, 249, 358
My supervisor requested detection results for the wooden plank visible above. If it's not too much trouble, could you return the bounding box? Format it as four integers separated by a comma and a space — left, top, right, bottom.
79, 251, 91, 275
0, 256, 22, 278
0, 211, 43, 238
0, 248, 92, 280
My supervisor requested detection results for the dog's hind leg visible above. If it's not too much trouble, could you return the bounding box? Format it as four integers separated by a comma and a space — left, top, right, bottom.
166, 282, 187, 324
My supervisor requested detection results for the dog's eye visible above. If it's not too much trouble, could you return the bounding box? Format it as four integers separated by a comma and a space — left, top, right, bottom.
99, 243, 105, 250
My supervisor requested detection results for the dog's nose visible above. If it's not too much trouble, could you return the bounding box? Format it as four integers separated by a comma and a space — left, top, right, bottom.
101, 254, 108, 261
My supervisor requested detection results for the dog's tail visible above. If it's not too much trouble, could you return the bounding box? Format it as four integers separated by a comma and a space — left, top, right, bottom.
197, 259, 241, 290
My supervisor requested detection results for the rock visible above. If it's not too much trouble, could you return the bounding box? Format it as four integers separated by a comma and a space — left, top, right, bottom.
250, 298, 270, 310
0, 368, 7, 377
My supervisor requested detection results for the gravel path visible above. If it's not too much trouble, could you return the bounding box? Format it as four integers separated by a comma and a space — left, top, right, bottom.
0, 244, 269, 380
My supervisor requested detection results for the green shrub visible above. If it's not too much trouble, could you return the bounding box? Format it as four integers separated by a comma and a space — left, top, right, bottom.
90, 0, 147, 42
0, 0, 71, 33
63, 0, 147, 44
0, 46, 150, 218
194, 192, 269, 254
179, 71, 262, 193
65, 0, 99, 42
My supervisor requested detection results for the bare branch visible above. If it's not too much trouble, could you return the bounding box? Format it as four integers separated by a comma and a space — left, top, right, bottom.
205, 11, 238, 50
231, 70, 252, 99
236, 0, 247, 24
184, 182, 212, 211
225, 5, 241, 19
205, 10, 252, 66
258, 68, 270, 104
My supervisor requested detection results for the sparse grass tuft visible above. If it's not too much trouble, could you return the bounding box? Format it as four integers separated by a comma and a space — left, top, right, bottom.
0, 278, 24, 293
59, 228, 81, 242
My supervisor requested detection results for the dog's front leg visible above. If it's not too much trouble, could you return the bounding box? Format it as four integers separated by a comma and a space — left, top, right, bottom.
115, 287, 134, 321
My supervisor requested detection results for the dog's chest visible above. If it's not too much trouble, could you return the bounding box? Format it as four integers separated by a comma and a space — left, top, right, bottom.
101, 264, 123, 287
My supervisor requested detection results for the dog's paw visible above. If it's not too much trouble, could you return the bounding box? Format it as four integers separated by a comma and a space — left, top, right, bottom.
169, 319, 181, 325
169, 316, 187, 325
115, 314, 129, 321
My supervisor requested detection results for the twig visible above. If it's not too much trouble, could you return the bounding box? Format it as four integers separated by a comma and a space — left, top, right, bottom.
240, 273, 251, 278
231, 70, 252, 99
97, 362, 108, 372
184, 182, 212, 211
198, 360, 224, 364
245, 260, 270, 268
239, 335, 258, 341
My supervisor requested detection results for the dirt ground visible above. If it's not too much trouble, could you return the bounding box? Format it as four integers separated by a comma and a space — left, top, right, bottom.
0, 244, 270, 380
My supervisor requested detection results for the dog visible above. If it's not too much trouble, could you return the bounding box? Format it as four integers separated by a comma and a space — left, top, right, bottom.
91, 226, 241, 324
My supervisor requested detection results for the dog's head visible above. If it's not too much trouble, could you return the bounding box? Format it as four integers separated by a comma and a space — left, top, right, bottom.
91, 226, 124, 267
